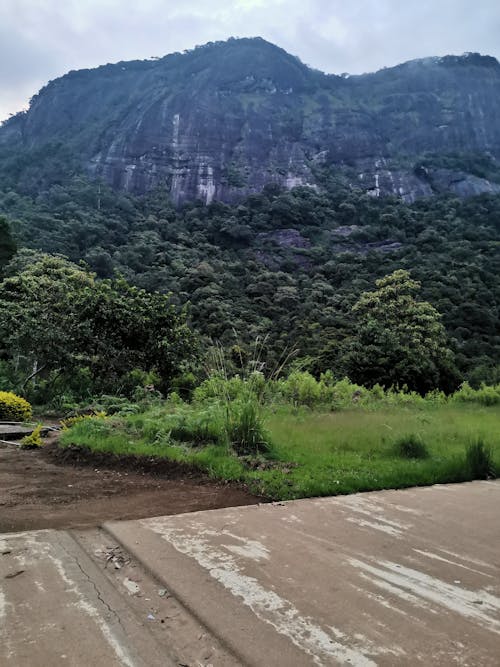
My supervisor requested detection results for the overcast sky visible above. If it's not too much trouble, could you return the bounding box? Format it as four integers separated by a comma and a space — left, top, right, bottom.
1, 0, 499, 122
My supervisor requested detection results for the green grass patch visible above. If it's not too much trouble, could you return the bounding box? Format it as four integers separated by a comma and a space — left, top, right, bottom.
59, 401, 500, 500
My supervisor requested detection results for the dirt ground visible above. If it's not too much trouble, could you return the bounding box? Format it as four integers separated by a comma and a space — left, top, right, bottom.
0, 439, 260, 533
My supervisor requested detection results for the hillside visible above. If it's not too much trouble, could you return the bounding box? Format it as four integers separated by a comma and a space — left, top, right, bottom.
2, 178, 499, 386
1, 39, 499, 387
2, 38, 500, 204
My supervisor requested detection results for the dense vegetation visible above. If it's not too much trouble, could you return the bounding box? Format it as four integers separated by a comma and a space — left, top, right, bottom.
1, 176, 499, 392
1, 38, 498, 500
1, 172, 498, 499
60, 374, 499, 499
0, 252, 196, 403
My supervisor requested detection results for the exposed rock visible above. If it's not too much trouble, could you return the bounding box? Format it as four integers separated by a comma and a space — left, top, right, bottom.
426, 169, 500, 197
2, 38, 500, 204
257, 229, 311, 248
332, 225, 361, 238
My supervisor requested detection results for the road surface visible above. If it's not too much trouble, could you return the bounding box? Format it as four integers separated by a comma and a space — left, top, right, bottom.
2, 480, 500, 665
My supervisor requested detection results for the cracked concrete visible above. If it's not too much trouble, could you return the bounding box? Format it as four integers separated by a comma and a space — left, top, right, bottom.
0, 530, 176, 666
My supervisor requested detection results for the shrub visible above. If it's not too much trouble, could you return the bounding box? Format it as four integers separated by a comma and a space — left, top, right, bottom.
164, 405, 224, 445
61, 411, 107, 429
465, 440, 496, 479
0, 391, 32, 421
393, 434, 429, 459
20, 424, 44, 448
329, 377, 367, 409
452, 382, 500, 406
281, 371, 322, 407
193, 373, 247, 403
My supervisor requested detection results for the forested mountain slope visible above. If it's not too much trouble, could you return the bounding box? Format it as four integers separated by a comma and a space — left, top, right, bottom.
2, 179, 499, 385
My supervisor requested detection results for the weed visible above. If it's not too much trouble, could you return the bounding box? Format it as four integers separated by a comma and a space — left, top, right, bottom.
226, 398, 272, 456
465, 440, 496, 479
393, 434, 429, 459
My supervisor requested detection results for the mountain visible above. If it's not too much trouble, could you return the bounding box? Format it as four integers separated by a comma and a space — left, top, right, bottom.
2, 38, 500, 204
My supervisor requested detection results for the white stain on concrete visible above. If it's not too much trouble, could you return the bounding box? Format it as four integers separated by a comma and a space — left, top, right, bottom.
34, 580, 46, 593
146, 518, 379, 666
222, 533, 270, 561
357, 571, 434, 613
354, 585, 409, 616
438, 549, 495, 571
281, 513, 303, 524
383, 503, 422, 516
75, 598, 137, 667
413, 550, 494, 578
0, 589, 6, 626
351, 558, 500, 635
123, 577, 141, 596
340, 497, 411, 537
346, 517, 403, 537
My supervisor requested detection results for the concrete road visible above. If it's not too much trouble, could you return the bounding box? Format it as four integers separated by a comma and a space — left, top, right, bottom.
1, 481, 499, 666
108, 480, 500, 666
0, 529, 177, 667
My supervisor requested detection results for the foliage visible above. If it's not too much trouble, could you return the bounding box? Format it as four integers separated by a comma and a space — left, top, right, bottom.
1, 178, 499, 387
192, 372, 500, 411
61, 411, 107, 429
160, 403, 225, 445
61, 400, 500, 500
0, 391, 32, 421
0, 216, 16, 273
451, 382, 500, 406
281, 371, 323, 407
392, 434, 429, 459
340, 270, 459, 393
465, 440, 496, 479
0, 253, 197, 399
20, 424, 44, 449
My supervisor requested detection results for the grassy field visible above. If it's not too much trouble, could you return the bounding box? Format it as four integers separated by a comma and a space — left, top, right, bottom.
60, 402, 499, 500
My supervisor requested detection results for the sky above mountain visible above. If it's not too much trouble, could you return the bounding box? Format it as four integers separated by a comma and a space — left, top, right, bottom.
1, 0, 499, 122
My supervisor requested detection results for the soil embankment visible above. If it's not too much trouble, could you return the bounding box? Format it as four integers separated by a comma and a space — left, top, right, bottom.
0, 439, 259, 532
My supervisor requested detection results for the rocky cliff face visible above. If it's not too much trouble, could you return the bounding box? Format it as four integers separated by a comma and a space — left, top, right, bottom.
2, 38, 500, 204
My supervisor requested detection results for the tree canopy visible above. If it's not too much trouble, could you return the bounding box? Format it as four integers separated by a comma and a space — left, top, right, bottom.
0, 216, 16, 272
340, 270, 460, 393
1, 174, 499, 389
0, 252, 196, 396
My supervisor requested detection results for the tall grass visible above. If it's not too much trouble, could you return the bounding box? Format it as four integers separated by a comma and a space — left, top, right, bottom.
226, 397, 271, 455
392, 434, 429, 459
59, 366, 500, 499
61, 401, 499, 500
466, 440, 496, 479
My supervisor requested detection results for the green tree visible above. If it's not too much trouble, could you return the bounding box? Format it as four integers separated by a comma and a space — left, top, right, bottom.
341, 270, 460, 393
0, 252, 197, 395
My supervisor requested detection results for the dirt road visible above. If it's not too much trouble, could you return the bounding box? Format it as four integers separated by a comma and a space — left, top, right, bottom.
0, 441, 258, 532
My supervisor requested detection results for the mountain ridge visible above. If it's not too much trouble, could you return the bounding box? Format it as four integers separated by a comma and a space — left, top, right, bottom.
2, 37, 500, 204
